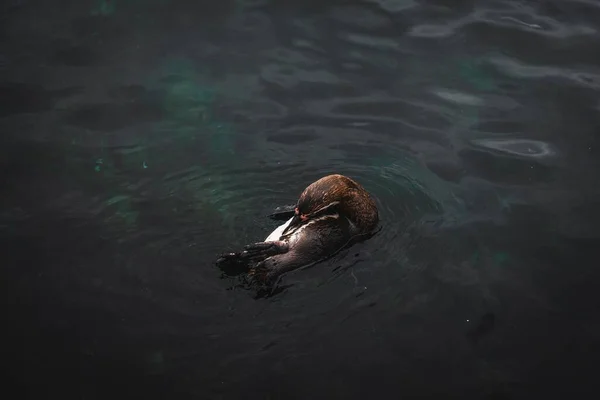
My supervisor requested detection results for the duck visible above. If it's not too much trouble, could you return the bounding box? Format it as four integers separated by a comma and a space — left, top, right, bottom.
216, 174, 379, 285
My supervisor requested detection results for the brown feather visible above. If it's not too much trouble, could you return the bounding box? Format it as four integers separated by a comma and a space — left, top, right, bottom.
296, 174, 379, 234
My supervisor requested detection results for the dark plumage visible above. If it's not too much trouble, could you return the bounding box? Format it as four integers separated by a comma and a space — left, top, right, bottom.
216, 174, 379, 285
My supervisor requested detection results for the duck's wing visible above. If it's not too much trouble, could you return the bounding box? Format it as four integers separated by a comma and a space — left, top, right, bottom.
216, 241, 290, 272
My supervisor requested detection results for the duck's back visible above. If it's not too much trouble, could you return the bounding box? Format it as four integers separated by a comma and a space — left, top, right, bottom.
258, 213, 354, 281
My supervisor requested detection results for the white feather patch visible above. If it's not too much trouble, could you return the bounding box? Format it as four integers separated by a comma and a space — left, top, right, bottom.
265, 217, 294, 242
265, 214, 339, 243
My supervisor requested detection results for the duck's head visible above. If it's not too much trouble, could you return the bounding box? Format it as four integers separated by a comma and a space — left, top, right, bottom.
281, 174, 377, 236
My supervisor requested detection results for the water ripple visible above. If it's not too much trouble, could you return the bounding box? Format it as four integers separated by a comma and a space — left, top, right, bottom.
4, 2, 600, 395
260, 64, 344, 89
489, 55, 600, 89
366, 0, 418, 13
469, 139, 558, 160
168, 142, 469, 292
330, 5, 391, 29
340, 33, 399, 50
304, 96, 455, 139
409, 5, 597, 39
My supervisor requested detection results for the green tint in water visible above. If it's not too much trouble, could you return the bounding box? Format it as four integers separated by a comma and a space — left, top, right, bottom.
455, 57, 496, 131
154, 57, 238, 163
470, 251, 480, 265
186, 168, 240, 232
91, 0, 116, 16
458, 58, 496, 92
470, 249, 511, 267
90, 0, 171, 16
492, 251, 510, 266
106, 195, 130, 206
164, 80, 215, 125
207, 122, 236, 157
427, 55, 498, 133
367, 152, 460, 215
104, 194, 139, 227
82, 56, 244, 234
158, 60, 229, 133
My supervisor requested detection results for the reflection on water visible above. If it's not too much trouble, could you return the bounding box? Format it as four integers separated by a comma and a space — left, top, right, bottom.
2, 0, 600, 398
470, 138, 558, 159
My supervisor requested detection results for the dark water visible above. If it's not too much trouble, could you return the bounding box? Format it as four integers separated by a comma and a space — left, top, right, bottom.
2, 0, 600, 398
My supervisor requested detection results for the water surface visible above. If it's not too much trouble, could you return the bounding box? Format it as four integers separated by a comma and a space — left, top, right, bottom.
2, 0, 600, 398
